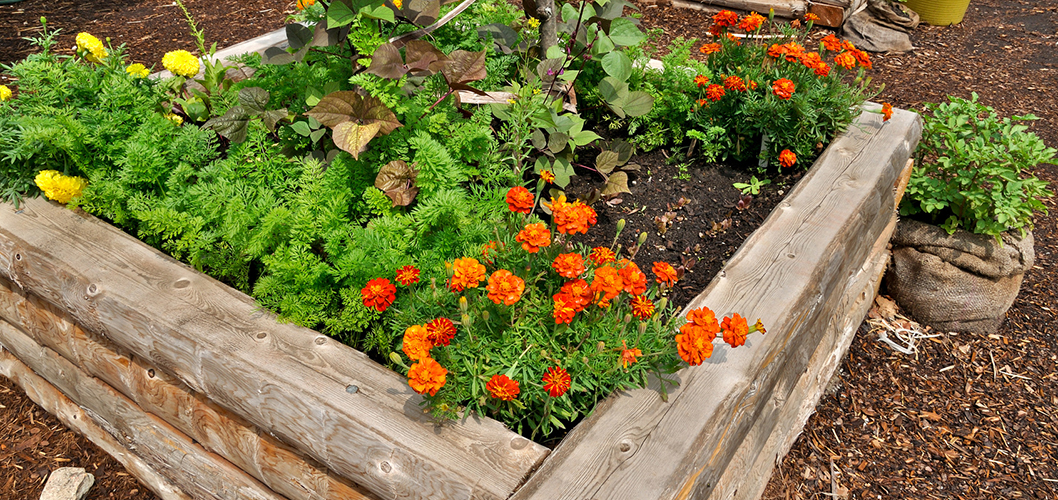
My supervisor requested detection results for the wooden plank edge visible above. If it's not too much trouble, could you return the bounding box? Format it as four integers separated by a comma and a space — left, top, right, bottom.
0, 278, 377, 500
893, 158, 914, 210
0, 199, 549, 500
0, 318, 286, 500
712, 213, 896, 500
0, 349, 191, 500
672, 0, 806, 19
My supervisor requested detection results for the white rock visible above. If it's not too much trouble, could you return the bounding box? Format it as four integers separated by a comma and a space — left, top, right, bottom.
40, 467, 95, 500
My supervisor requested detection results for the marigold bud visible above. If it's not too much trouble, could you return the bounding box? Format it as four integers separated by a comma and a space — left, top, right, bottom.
616, 218, 626, 235
459, 296, 468, 313
624, 313, 633, 324
461, 313, 472, 327
638, 322, 648, 335
481, 310, 490, 322
637, 231, 649, 246
597, 341, 606, 352
657, 297, 668, 312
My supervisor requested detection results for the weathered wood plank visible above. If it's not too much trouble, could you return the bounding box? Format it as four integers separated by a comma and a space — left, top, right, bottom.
0, 278, 377, 500
712, 214, 895, 500
0, 319, 283, 500
672, 0, 806, 20
0, 349, 191, 500
0, 202, 547, 500
511, 105, 921, 500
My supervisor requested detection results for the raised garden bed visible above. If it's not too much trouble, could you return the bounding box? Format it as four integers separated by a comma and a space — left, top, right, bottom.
0, 102, 920, 500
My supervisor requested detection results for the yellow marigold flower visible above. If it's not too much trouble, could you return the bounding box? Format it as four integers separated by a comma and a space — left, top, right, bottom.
162, 50, 201, 78
0, 85, 11, 102
393, 0, 402, 8
526, 17, 541, 29
126, 63, 149, 78
75, 32, 107, 63
34, 170, 88, 204
164, 113, 184, 126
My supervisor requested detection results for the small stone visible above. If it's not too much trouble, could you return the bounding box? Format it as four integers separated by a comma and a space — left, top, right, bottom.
40, 467, 95, 500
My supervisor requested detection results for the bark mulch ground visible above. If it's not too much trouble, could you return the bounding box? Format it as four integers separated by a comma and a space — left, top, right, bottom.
1, 0, 1057, 498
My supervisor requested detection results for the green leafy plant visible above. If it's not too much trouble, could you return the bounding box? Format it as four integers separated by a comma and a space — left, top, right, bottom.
900, 93, 1054, 240
733, 175, 771, 195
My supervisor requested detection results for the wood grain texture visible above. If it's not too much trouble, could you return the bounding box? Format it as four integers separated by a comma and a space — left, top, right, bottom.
672, 0, 806, 19
0, 348, 192, 500
511, 105, 921, 500
0, 278, 376, 500
0, 208, 547, 500
0, 319, 282, 500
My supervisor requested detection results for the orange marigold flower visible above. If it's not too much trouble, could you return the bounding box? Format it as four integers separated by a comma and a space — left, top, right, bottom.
426, 317, 457, 346
882, 102, 893, 122
712, 9, 739, 27
767, 43, 786, 58
791, 19, 802, 28
783, 42, 805, 62
296, 0, 315, 9
591, 265, 624, 306
552, 253, 586, 278
505, 186, 534, 214
486, 374, 520, 401
708, 24, 722, 37
482, 240, 500, 264
834, 51, 856, 70
814, 62, 831, 77
561, 279, 595, 311
618, 259, 647, 296
749, 80, 758, 90
395, 265, 420, 286
450, 257, 487, 291
361, 278, 397, 312
486, 270, 525, 306
630, 295, 655, 319
515, 223, 552, 253
676, 324, 714, 365
705, 83, 726, 101
721, 313, 750, 348
798, 51, 822, 69
547, 196, 598, 235
804, 13, 820, 22
553, 293, 580, 324
694, 74, 710, 88
726, 33, 741, 45
407, 358, 447, 396
738, 12, 766, 32
779, 149, 797, 168
842, 40, 857, 52
589, 246, 616, 265
696, 98, 709, 107
851, 49, 872, 69
620, 340, 642, 368
772, 78, 795, 100
542, 366, 571, 397
699, 43, 722, 55
402, 324, 434, 362
723, 75, 746, 92
821, 33, 843, 52
652, 261, 678, 286
540, 170, 555, 184
686, 306, 720, 332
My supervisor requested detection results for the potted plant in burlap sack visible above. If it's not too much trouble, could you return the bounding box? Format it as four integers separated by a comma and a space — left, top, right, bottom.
890, 93, 1054, 334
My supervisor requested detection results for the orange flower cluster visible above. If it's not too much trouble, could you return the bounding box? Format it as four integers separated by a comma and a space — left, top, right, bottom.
694, 74, 709, 88
698, 43, 722, 55
402, 324, 433, 362
591, 265, 624, 306
821, 34, 843, 52
676, 307, 721, 366
552, 277, 594, 324
505, 186, 534, 214
408, 358, 447, 396
396, 265, 420, 286
833, 51, 855, 70
486, 374, 520, 401
772, 78, 795, 100
804, 13, 820, 23
620, 340, 642, 368
705, 84, 726, 101
712, 9, 739, 28
486, 270, 525, 306
542, 366, 571, 397
779, 149, 797, 168
723, 75, 747, 92
516, 223, 551, 253
652, 261, 678, 286
738, 12, 766, 32
630, 295, 655, 319
882, 102, 893, 122
450, 257, 487, 291
361, 278, 397, 312
552, 253, 586, 278
589, 246, 616, 265
721, 313, 750, 347
547, 196, 598, 235
426, 317, 457, 346
618, 260, 647, 296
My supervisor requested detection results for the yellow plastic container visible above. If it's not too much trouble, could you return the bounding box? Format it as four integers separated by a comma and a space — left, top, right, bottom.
903, 0, 972, 25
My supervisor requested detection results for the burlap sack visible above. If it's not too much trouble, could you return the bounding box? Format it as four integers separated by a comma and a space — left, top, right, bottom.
885, 219, 1034, 334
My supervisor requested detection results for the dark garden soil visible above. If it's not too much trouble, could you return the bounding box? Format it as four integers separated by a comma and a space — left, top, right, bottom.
2, 0, 1058, 498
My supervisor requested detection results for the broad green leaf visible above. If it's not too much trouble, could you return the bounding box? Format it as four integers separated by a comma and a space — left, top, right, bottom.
531, 129, 547, 151
572, 130, 600, 147
601, 51, 632, 82
238, 87, 270, 114
561, 2, 579, 23
534, 157, 550, 173
477, 23, 520, 51
596, 150, 620, 174
309, 128, 326, 143
361, 3, 396, 22
620, 90, 654, 117
591, 34, 615, 56
203, 106, 251, 143
608, 17, 644, 47
558, 69, 579, 82
262, 46, 294, 65
552, 157, 574, 188
546, 44, 565, 59
327, 0, 358, 28
601, 171, 632, 196
548, 132, 569, 154
261, 109, 287, 132
286, 23, 314, 49
333, 121, 382, 159
291, 120, 313, 136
